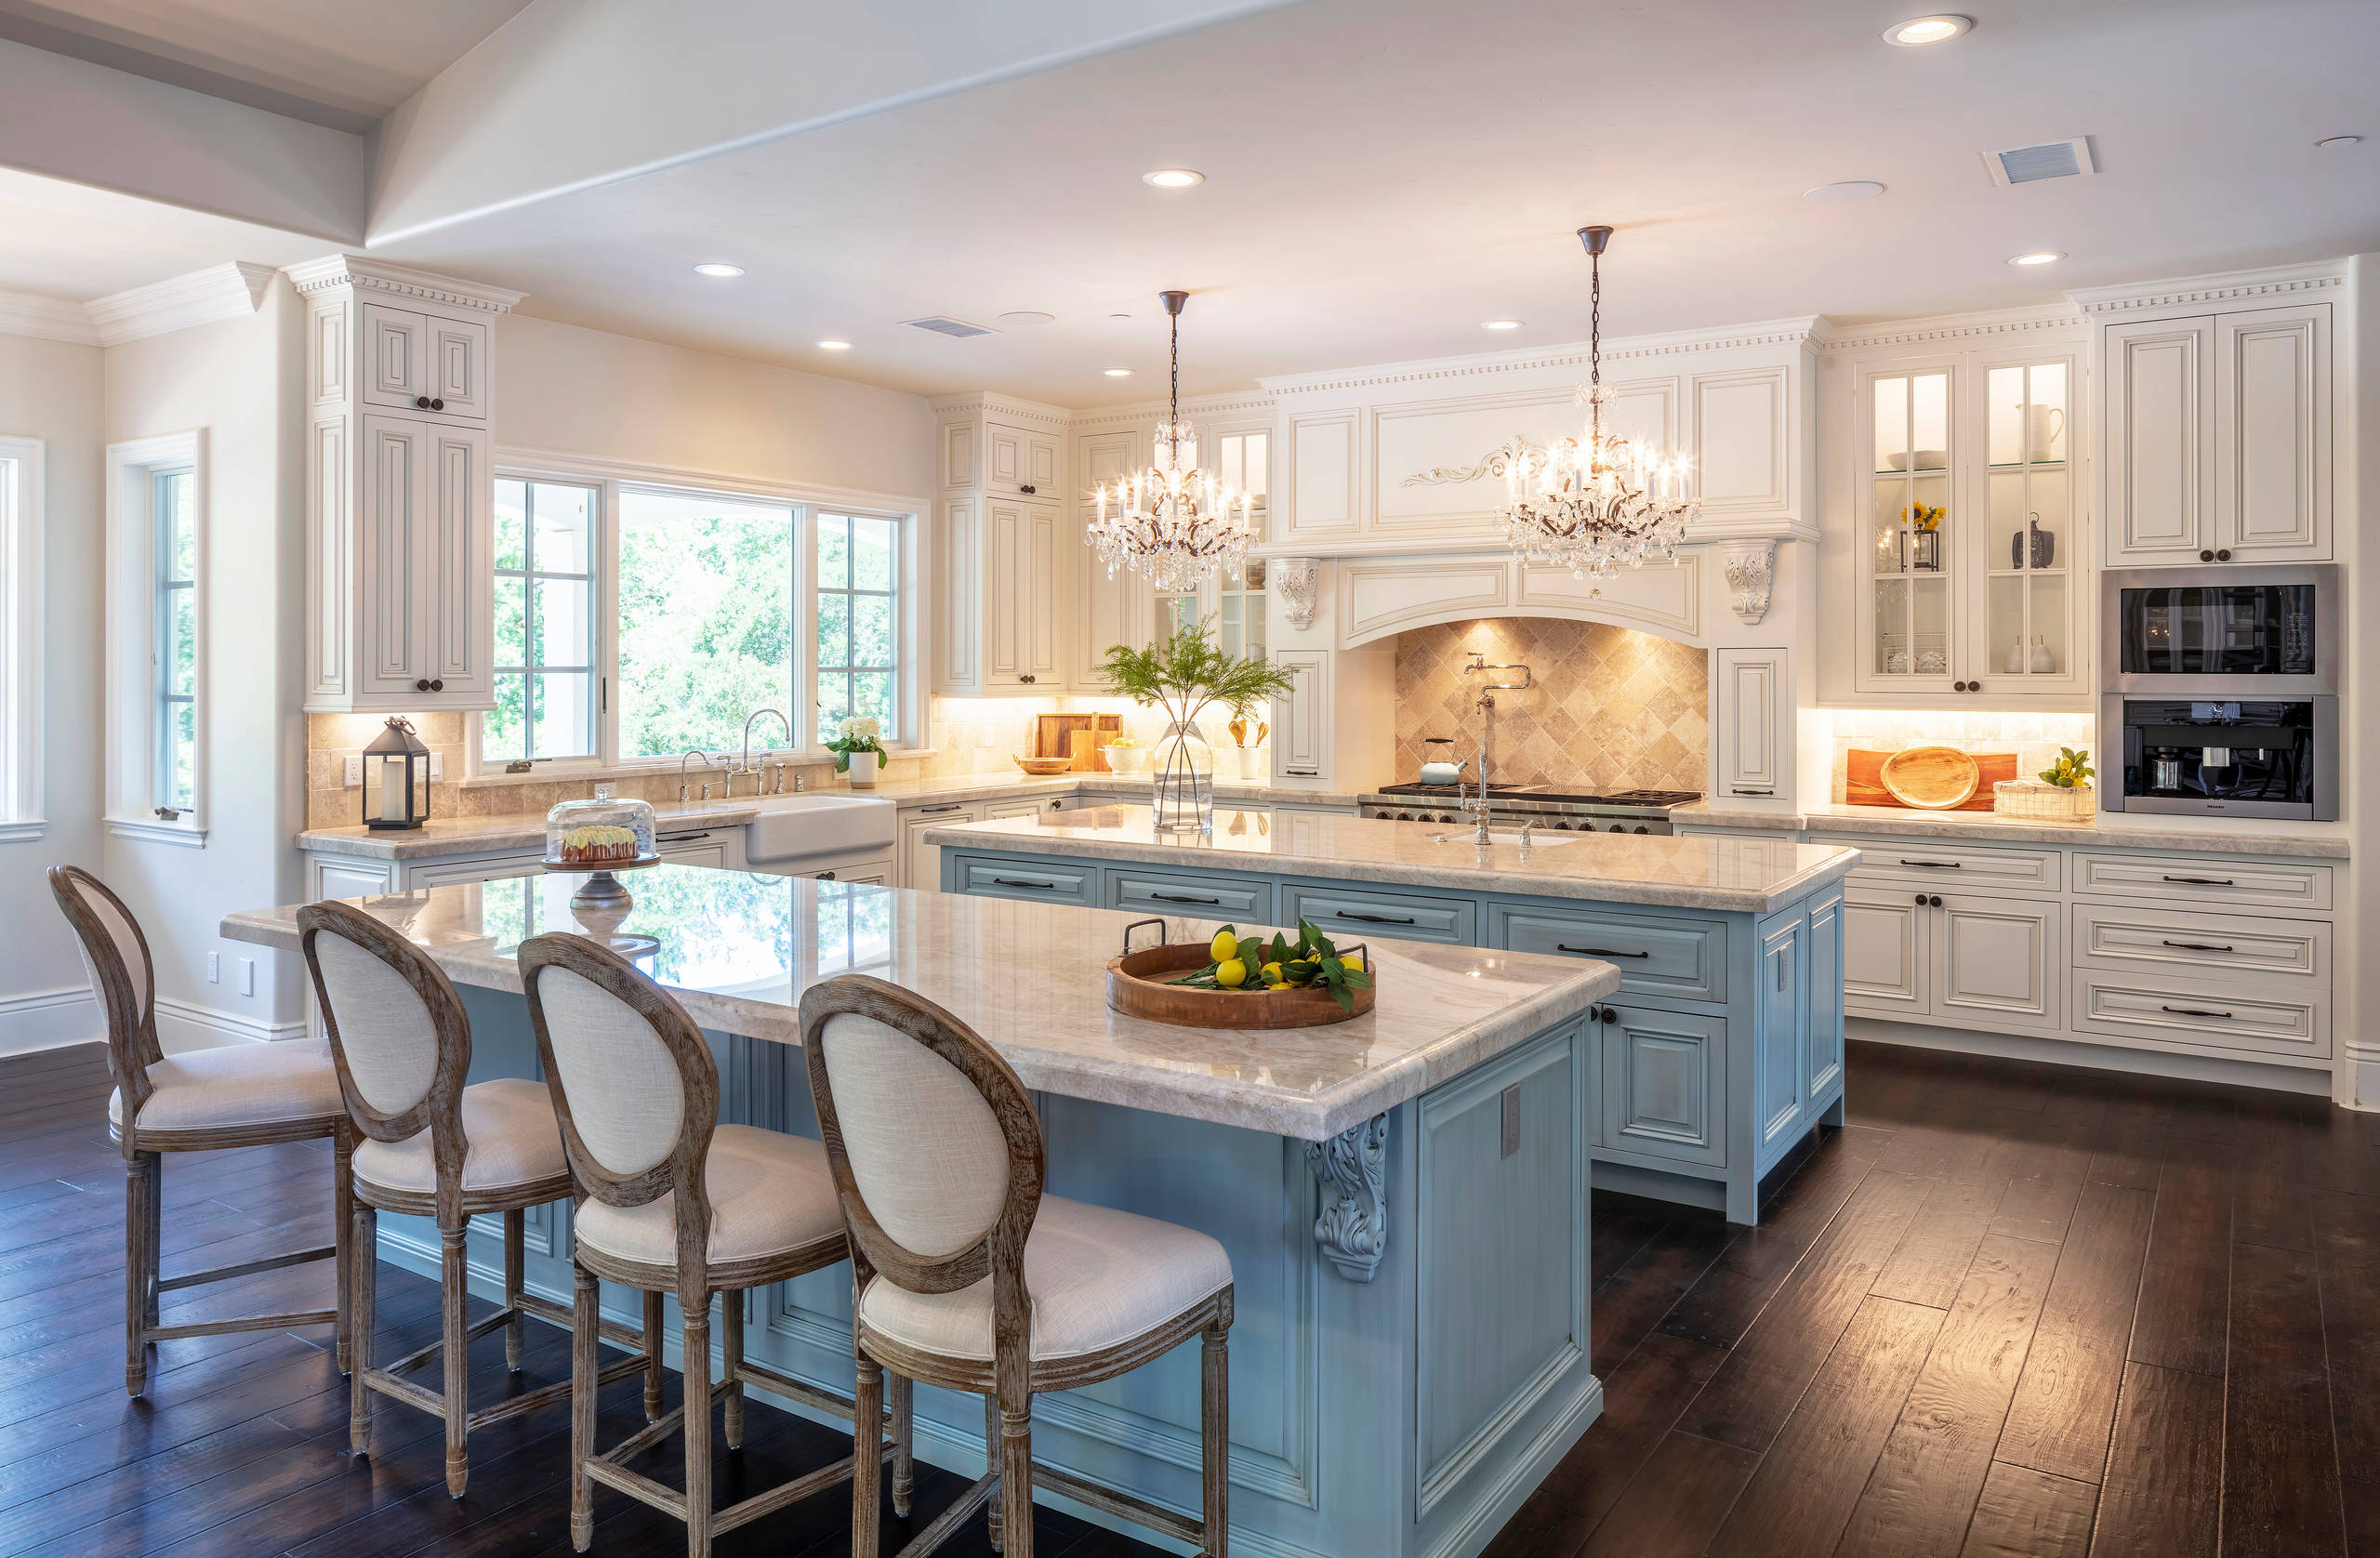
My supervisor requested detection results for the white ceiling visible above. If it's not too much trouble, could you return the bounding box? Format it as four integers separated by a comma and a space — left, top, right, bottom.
0, 164, 321, 299
0, 0, 530, 129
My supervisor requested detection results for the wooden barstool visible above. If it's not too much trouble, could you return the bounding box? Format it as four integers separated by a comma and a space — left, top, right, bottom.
519, 932, 890, 1557
299, 901, 662, 1498
799, 973, 1235, 1558
48, 865, 353, 1397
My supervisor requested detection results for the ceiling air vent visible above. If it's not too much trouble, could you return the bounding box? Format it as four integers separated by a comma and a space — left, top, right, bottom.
904, 315, 996, 338
1981, 136, 2096, 188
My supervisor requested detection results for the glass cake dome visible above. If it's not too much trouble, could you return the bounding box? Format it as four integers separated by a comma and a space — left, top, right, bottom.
545, 786, 655, 867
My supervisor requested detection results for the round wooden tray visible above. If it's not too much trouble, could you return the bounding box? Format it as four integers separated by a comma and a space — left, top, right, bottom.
1880, 746, 1980, 810
1106, 942, 1373, 1029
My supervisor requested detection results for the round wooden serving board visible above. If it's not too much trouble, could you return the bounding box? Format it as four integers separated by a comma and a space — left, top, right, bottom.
1879, 746, 1981, 810
1106, 943, 1373, 1029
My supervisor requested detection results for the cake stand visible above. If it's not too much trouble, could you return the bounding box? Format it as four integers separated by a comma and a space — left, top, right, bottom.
543, 853, 662, 957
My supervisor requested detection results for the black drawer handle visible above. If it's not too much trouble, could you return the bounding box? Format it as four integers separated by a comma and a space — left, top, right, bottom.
658, 831, 710, 843
816, 871, 836, 881
918, 803, 964, 814
2162, 875, 2235, 887
1151, 891, 1220, 904
1900, 859, 1962, 869
1732, 788, 1773, 797
1558, 944, 1650, 958
990, 877, 1057, 891
2161, 1003, 2234, 1020
2161, 938, 2236, 953
1338, 911, 1415, 925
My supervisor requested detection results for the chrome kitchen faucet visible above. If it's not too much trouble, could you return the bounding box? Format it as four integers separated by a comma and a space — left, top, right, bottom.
1462, 652, 1534, 844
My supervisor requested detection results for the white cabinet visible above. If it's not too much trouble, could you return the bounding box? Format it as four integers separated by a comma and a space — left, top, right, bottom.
351, 414, 493, 706
986, 500, 1061, 688
936, 394, 1070, 696
1843, 885, 2057, 1032
1843, 891, 1928, 1013
987, 423, 1061, 498
900, 800, 981, 890
360, 303, 489, 420
2102, 302, 2331, 565
1273, 650, 1327, 778
1069, 430, 1153, 692
1712, 647, 1787, 802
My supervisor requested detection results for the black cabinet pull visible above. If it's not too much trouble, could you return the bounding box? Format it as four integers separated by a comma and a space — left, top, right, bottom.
415, 395, 430, 409
2162, 1003, 2234, 1020
1900, 858, 1962, 869
816, 871, 837, 881
2162, 874, 2234, 887
918, 803, 963, 814
429, 679, 443, 692
430, 398, 445, 411
1952, 680, 1966, 692
1968, 680, 1982, 693
2200, 548, 2215, 561
1928, 894, 1943, 907
990, 877, 1056, 891
1339, 910, 1415, 925
1020, 482, 1037, 494
2161, 938, 2236, 953
1732, 787, 1773, 797
1557, 944, 1649, 958
2215, 548, 2231, 561
415, 678, 430, 692
1151, 891, 1219, 904
1596, 1006, 1619, 1023
1914, 893, 1927, 905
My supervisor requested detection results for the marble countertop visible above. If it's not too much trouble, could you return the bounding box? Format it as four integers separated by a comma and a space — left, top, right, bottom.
927, 805, 1861, 914
298, 772, 1368, 861
1671, 799, 2347, 858
222, 866, 1614, 1140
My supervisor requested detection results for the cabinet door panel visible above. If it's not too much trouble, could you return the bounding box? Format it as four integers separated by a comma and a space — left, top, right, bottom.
1934, 892, 2058, 1031
1025, 503, 1061, 681
2217, 304, 2329, 561
360, 303, 427, 411
1025, 431, 1060, 495
359, 415, 424, 695
1071, 432, 1150, 690
2104, 318, 2214, 563
987, 426, 1025, 491
422, 424, 490, 694
1274, 650, 1326, 777
985, 502, 1025, 682
1756, 916, 1807, 1151
901, 801, 979, 890
1843, 891, 1927, 1014
1600, 1004, 1726, 1168
1806, 895, 1844, 1102
1715, 647, 1786, 799
426, 316, 489, 419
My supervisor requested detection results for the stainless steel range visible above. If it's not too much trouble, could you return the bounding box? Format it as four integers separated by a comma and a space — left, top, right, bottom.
1359, 784, 1700, 835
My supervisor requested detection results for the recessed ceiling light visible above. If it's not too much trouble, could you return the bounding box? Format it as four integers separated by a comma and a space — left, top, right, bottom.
998, 310, 1055, 324
1482, 320, 1525, 331
1104, 368, 1132, 376
815, 339, 853, 350
693, 262, 744, 278
2007, 251, 2066, 266
1884, 13, 1972, 45
1142, 168, 1205, 189
2316, 135, 2362, 150
1804, 180, 1887, 203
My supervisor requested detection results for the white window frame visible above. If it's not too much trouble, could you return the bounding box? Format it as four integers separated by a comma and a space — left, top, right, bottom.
0, 436, 42, 843
470, 454, 926, 778
105, 431, 207, 847
485, 476, 603, 768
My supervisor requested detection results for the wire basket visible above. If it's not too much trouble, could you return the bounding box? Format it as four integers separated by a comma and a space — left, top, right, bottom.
1991, 779, 2096, 822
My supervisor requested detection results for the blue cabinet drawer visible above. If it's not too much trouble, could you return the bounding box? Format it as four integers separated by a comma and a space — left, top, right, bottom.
954, 854, 1096, 905
1281, 882, 1475, 944
1598, 1003, 1727, 1168
1491, 904, 1727, 1004
1108, 869, 1274, 922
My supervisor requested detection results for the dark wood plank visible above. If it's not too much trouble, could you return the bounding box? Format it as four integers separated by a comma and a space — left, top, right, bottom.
2339, 1477, 2380, 1558
1834, 1234, 2060, 1558
1701, 1295, 1941, 1558
1957, 1461, 2096, 1558
2126, 1155, 2230, 1376
1873, 1177, 2003, 1310
2083, 1100, 2165, 1193
1591, 1193, 1678, 1280
1994, 1181, 2155, 1484
1589, 1211, 1734, 1372
2315, 1190, 2380, 1473
1681, 1169, 1933, 1452
1990, 1171, 2083, 1246
2091, 1362, 2221, 1558
1655, 1135, 1878, 1350
1575, 1429, 1759, 1558
2225, 1240, 2347, 1557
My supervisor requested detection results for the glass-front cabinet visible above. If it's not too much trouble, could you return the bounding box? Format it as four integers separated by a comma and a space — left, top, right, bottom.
1853, 342, 2088, 700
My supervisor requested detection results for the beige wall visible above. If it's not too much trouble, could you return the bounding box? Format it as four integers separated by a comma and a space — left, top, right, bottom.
1394, 618, 1709, 794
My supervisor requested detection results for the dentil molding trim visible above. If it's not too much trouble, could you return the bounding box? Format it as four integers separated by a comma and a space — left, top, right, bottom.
1818, 304, 2085, 353
2068, 260, 2347, 316
1067, 391, 1277, 431
1714, 538, 1778, 625
927, 390, 1073, 429
282, 254, 524, 314
0, 261, 278, 347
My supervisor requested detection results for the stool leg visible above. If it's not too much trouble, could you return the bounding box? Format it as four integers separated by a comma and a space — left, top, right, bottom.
332, 1127, 354, 1376
985, 1392, 1002, 1551
721, 1290, 745, 1450
122, 1154, 150, 1397
998, 1395, 1036, 1558
1202, 1321, 1229, 1558
142, 1152, 162, 1329
571, 1261, 598, 1552
683, 1296, 713, 1558
440, 1221, 470, 1498
853, 1355, 883, 1558
503, 1208, 525, 1373
889, 1371, 913, 1518
351, 1203, 378, 1457
642, 1288, 666, 1421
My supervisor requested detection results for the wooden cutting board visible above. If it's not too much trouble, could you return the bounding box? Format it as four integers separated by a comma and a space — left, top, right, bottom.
1847, 748, 2016, 812
1880, 746, 1980, 809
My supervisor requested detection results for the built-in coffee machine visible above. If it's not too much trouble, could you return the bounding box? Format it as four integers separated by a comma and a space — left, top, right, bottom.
2104, 696, 2336, 820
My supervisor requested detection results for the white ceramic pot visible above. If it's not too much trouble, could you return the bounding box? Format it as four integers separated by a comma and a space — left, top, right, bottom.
848, 750, 879, 787
1236, 746, 1266, 780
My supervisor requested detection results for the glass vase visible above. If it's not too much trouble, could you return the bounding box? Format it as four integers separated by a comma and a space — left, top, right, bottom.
1152, 720, 1215, 836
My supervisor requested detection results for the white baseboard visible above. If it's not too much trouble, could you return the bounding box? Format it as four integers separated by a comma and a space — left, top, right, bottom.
1849, 1017, 2334, 1098
152, 994, 308, 1052
0, 985, 99, 1055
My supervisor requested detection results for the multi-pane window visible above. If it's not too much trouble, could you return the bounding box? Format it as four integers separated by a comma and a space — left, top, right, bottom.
153, 469, 195, 813
813, 513, 897, 746
615, 488, 797, 759
488, 480, 599, 762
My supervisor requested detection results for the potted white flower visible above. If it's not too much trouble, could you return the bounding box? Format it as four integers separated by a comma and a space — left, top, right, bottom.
826, 716, 886, 788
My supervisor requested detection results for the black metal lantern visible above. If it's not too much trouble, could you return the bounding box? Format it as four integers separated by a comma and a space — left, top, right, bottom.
362, 717, 431, 830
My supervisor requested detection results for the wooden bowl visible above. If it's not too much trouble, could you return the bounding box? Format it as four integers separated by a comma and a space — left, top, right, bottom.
1014, 756, 1075, 775
1106, 942, 1373, 1029
1880, 746, 1981, 810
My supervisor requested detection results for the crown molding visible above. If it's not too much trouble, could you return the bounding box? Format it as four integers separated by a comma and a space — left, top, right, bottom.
2067, 259, 2348, 317
85, 261, 277, 347
1258, 316, 1827, 399
926, 390, 1075, 428
1067, 390, 1276, 430
282, 254, 525, 314
0, 290, 99, 346
1818, 302, 2086, 352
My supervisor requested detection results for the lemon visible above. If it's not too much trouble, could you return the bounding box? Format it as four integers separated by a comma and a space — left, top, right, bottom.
1260, 961, 1284, 986
1216, 958, 1249, 989
1208, 929, 1237, 963
1343, 952, 1365, 972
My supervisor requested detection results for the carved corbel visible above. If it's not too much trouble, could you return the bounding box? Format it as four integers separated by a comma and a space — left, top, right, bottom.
1275, 557, 1321, 630
1303, 1114, 1388, 1280
1716, 539, 1778, 625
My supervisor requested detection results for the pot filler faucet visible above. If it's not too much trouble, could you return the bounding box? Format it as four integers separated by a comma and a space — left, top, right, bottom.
1461, 652, 1533, 844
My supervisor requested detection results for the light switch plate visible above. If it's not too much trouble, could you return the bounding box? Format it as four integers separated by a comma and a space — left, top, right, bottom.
206, 951, 219, 984
343, 754, 361, 786
237, 957, 255, 997
1500, 1083, 1523, 1158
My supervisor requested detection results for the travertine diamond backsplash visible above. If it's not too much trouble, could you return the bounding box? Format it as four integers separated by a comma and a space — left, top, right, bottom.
1395, 619, 1709, 793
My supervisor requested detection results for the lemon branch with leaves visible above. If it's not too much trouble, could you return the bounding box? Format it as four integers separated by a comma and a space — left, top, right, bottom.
1170, 921, 1375, 1014
2039, 746, 2095, 788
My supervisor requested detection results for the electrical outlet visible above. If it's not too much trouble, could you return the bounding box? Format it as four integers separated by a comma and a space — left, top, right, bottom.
343, 754, 362, 786
206, 951, 219, 984
430, 752, 443, 780
238, 957, 255, 997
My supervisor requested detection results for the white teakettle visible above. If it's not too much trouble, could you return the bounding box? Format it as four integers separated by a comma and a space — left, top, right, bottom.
1419, 738, 1469, 787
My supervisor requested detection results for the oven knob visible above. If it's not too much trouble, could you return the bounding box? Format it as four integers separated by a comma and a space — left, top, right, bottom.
1606, 823, 1624, 833
1633, 825, 1649, 834
1554, 820, 1572, 830
1395, 811, 1413, 821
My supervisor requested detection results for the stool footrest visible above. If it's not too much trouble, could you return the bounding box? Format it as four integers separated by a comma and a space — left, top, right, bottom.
1033, 1460, 1204, 1549
893, 1471, 998, 1558
582, 1457, 686, 1519
732, 1357, 859, 1424
713, 1452, 859, 1535
146, 1307, 336, 1342
157, 1242, 336, 1292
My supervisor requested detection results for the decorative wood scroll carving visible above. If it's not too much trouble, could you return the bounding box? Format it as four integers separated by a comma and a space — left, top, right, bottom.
1304, 1114, 1389, 1281
1276, 558, 1321, 628
1716, 538, 1778, 625
1399, 438, 1539, 488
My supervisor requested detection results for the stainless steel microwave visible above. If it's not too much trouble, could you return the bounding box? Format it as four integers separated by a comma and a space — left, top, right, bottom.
2101, 562, 2337, 696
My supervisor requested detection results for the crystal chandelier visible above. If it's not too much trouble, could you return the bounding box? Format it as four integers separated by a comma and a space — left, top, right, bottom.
1487, 225, 1699, 578
1088, 290, 1253, 592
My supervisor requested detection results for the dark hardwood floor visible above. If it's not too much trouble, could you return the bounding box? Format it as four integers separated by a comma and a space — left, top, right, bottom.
6, 1035, 2373, 1556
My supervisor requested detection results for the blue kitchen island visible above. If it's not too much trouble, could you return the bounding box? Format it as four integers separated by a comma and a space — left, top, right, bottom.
225, 864, 1620, 1558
